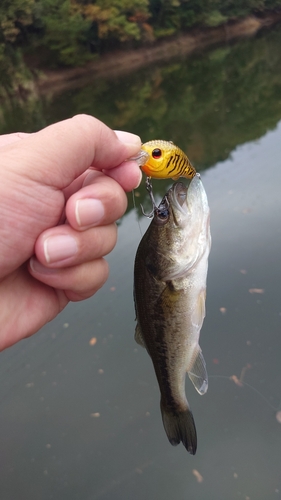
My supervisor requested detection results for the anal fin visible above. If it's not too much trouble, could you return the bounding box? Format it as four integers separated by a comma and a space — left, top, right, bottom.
188, 347, 208, 395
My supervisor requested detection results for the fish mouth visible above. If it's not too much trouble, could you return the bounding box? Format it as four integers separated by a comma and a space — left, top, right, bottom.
170, 182, 189, 215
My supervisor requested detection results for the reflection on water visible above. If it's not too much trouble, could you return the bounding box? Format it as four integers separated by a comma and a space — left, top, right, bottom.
1, 25, 281, 169
1, 24, 281, 500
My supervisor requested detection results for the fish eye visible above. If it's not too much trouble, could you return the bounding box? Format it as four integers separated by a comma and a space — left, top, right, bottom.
155, 207, 169, 224
152, 148, 162, 159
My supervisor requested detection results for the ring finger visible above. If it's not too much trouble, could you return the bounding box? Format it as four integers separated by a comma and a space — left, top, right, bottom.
33, 223, 117, 268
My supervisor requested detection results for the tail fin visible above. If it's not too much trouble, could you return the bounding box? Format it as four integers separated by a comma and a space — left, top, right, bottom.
160, 400, 197, 455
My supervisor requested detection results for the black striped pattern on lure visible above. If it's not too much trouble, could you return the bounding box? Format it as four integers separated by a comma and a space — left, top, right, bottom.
140, 140, 196, 180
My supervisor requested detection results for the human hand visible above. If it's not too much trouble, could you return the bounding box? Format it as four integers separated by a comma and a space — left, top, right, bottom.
0, 114, 142, 350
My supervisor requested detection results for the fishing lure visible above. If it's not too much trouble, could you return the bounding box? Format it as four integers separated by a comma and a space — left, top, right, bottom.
128, 140, 197, 217
140, 140, 196, 180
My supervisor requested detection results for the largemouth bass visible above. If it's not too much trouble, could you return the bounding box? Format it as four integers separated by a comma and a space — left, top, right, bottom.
140, 140, 196, 180
134, 176, 211, 454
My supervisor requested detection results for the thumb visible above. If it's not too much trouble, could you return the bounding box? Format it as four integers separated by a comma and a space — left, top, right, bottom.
4, 115, 141, 189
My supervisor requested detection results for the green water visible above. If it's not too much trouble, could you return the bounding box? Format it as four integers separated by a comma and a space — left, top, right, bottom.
1, 24, 281, 500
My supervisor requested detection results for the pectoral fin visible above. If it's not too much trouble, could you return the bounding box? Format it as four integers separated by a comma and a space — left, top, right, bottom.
134, 323, 147, 349
188, 347, 208, 395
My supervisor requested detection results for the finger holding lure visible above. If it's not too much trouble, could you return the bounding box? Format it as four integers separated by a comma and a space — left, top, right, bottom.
129, 140, 196, 180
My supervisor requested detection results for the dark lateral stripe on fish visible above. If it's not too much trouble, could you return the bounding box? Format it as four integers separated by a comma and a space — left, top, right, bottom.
153, 324, 182, 413
155, 353, 180, 412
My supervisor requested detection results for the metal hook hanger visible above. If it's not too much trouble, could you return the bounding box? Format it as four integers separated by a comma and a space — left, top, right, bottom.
140, 177, 157, 218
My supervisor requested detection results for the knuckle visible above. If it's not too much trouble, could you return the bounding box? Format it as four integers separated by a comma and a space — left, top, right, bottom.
66, 258, 109, 301
91, 225, 117, 257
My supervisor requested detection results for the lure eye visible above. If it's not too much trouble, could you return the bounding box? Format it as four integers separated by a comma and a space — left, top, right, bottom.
152, 148, 162, 159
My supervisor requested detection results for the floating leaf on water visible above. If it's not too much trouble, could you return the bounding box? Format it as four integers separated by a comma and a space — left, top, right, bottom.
230, 375, 243, 387
230, 363, 252, 387
276, 411, 281, 424
89, 337, 97, 346
192, 469, 203, 483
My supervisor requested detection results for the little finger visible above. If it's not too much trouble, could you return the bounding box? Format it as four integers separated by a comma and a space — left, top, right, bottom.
29, 258, 109, 301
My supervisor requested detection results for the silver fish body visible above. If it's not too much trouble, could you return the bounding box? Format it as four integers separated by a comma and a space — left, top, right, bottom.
134, 176, 211, 454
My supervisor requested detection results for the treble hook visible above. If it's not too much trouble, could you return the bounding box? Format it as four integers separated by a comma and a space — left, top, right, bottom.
140, 177, 157, 218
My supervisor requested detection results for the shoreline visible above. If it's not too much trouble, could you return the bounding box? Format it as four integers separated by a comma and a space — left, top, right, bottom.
36, 12, 281, 97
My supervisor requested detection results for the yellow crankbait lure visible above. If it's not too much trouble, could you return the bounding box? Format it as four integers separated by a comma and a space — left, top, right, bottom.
140, 140, 196, 180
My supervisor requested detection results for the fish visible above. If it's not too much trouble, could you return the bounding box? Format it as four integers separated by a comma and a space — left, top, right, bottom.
140, 140, 196, 180
133, 176, 211, 454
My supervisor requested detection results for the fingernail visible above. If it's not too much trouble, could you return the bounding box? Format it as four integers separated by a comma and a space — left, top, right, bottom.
134, 170, 143, 189
115, 130, 141, 154
44, 235, 78, 263
75, 199, 105, 227
30, 257, 57, 274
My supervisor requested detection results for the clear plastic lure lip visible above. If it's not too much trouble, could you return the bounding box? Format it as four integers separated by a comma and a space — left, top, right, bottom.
126, 149, 149, 167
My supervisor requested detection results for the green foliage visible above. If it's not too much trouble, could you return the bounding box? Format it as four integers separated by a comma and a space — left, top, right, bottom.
149, 0, 281, 34
81, 0, 150, 41
2, 0, 281, 69
25, 0, 151, 66
0, 0, 34, 43
32, 0, 93, 66
0, 0, 35, 102
204, 10, 228, 27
